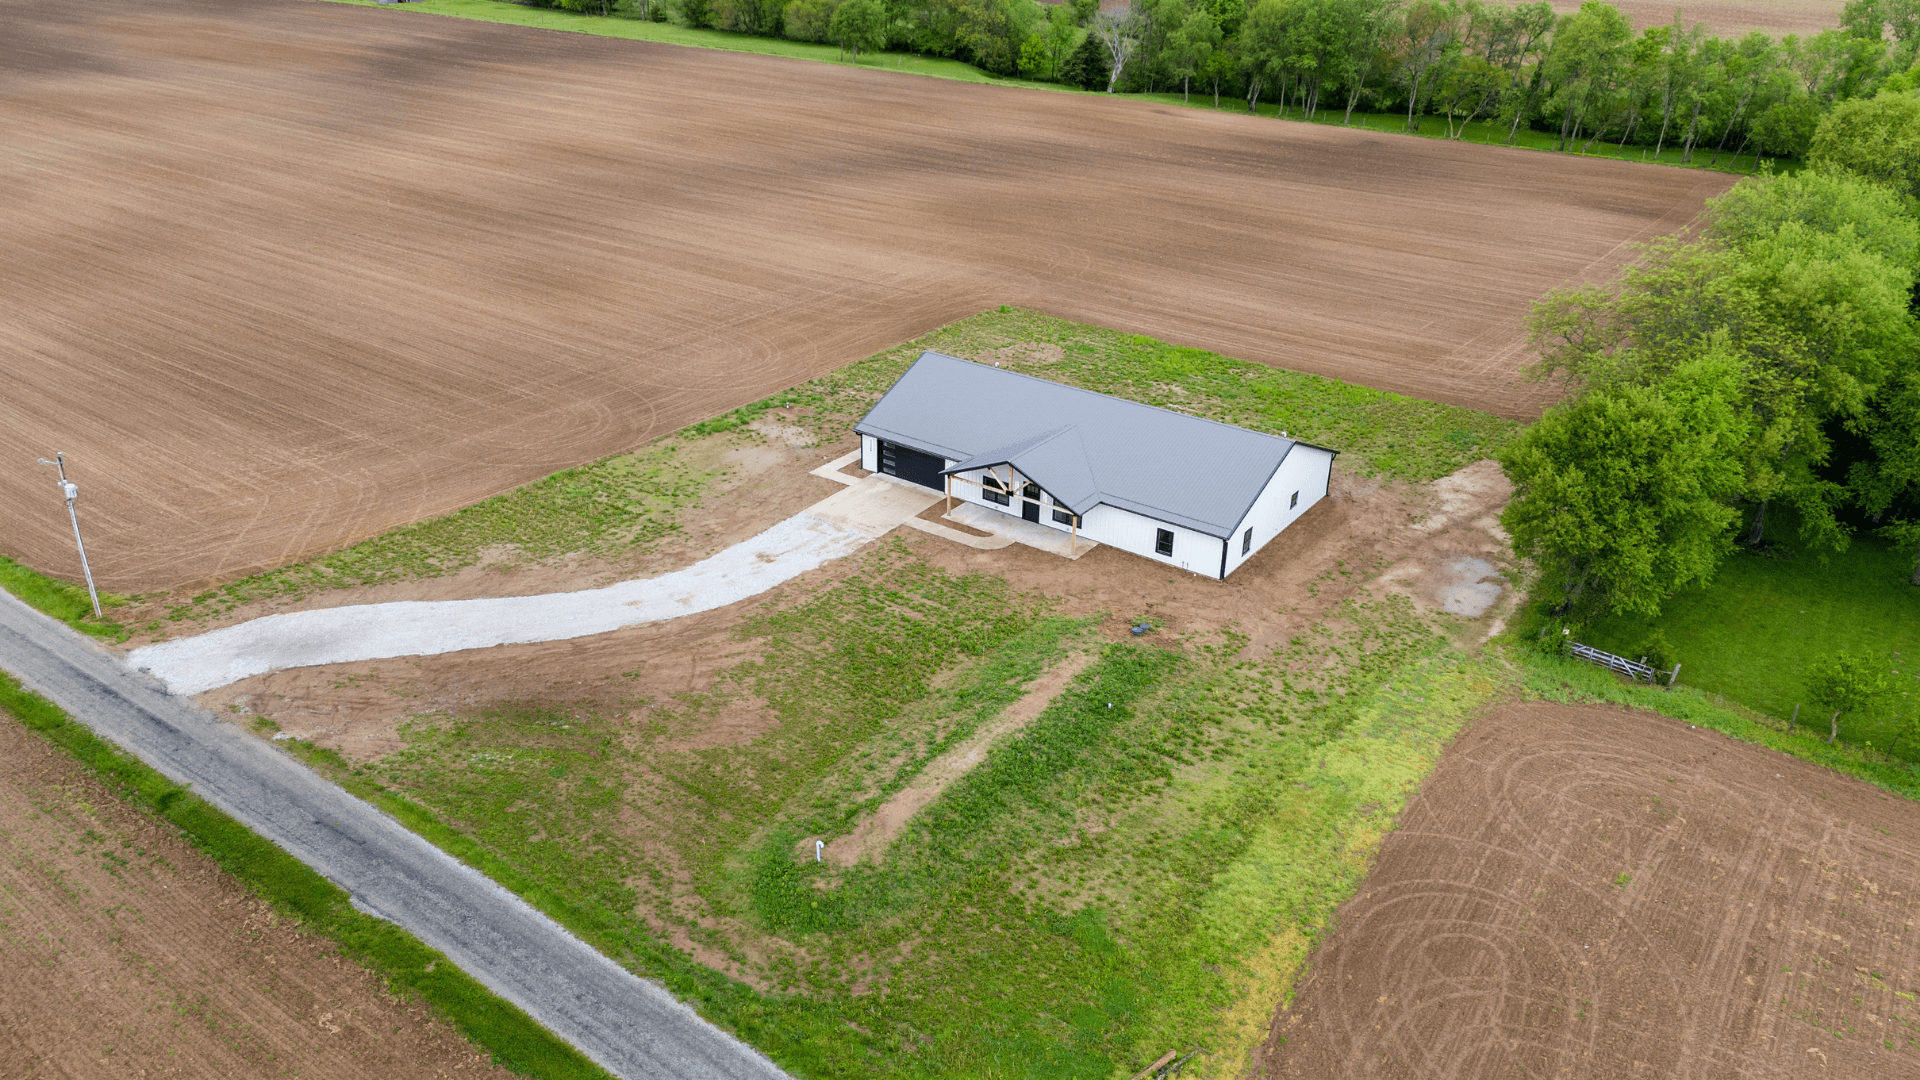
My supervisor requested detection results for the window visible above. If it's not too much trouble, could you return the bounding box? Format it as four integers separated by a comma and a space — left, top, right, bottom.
981, 474, 1010, 506
1053, 508, 1077, 526
1155, 529, 1174, 557
1290, 490, 1299, 509
1242, 527, 1253, 555
1023, 482, 1041, 501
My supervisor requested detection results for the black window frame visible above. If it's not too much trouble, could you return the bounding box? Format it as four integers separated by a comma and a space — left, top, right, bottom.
1242, 527, 1252, 555
1155, 528, 1174, 557
1052, 507, 1077, 526
981, 473, 1011, 506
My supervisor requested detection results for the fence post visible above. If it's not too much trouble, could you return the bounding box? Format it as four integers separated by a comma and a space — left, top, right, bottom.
1665, 662, 1681, 691
1790, 704, 1798, 732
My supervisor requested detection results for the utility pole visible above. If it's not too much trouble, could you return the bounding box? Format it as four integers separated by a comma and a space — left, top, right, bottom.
38, 453, 101, 619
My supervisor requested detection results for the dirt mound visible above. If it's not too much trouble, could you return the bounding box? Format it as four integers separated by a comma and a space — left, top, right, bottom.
1255, 701, 1920, 1079
0, 0, 1724, 591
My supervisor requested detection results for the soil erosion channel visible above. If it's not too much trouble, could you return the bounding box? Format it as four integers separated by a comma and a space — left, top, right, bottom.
0, 0, 1726, 591
1257, 701, 1920, 1079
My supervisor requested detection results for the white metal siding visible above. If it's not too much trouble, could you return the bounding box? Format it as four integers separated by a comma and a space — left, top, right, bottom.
860, 434, 879, 473
947, 466, 1084, 531
1221, 445, 1335, 577
1079, 506, 1223, 576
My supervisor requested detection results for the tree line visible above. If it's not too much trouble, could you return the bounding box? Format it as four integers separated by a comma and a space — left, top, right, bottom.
554, 0, 1920, 162
1499, 89, 1920, 627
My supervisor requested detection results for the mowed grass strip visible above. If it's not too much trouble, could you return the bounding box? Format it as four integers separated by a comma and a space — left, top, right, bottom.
1506, 644, 1920, 801
1579, 508, 1920, 753
0, 555, 130, 641
146, 307, 1518, 627
789, 307, 1521, 485
0, 672, 616, 1080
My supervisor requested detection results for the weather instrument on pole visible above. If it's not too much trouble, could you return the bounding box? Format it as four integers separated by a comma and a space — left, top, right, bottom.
37, 453, 102, 619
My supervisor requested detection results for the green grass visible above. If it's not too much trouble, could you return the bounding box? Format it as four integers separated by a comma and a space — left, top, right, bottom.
810, 308, 1521, 485
1131, 93, 1785, 175
327, 0, 1764, 176
1507, 643, 1920, 801
287, 536, 1501, 1079
0, 554, 128, 641
33, 304, 1518, 1075
1578, 510, 1920, 754
151, 434, 722, 628
0, 671, 615, 1080
329, 0, 1058, 87
140, 307, 1514, 629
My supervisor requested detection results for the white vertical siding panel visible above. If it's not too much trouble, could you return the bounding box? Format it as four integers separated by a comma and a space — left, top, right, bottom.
860, 435, 879, 473
1081, 507, 1223, 576
1222, 446, 1335, 577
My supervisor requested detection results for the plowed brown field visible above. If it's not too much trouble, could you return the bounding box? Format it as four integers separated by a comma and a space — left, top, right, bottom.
1605, 0, 1845, 35
1257, 702, 1920, 1079
0, 714, 512, 1078
0, 0, 1727, 592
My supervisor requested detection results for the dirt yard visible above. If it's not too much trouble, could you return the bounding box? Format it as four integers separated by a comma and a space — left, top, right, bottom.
0, 716, 512, 1079
0, 0, 1724, 593
1254, 701, 1920, 1079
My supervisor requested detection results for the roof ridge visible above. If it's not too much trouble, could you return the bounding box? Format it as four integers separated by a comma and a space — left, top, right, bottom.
917, 350, 1295, 447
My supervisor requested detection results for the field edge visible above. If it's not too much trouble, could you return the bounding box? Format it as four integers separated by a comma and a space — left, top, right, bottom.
0, 668, 619, 1080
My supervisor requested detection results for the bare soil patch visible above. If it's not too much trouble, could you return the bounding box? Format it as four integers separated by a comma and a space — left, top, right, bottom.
1254, 700, 1920, 1079
1581, 0, 1844, 35
1, 0, 1723, 592
0, 715, 512, 1078
825, 648, 1097, 867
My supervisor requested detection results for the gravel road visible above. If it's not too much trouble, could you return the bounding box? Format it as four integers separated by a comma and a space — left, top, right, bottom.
0, 589, 791, 1080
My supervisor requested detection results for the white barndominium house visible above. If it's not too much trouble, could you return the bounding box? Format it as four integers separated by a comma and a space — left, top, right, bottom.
854, 351, 1337, 580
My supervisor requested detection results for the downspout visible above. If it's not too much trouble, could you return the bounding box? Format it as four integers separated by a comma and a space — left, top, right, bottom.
1219, 537, 1229, 580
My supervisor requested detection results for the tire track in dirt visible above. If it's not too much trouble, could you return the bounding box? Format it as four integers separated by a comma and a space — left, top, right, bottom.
1258, 702, 1920, 1079
0, 0, 1727, 591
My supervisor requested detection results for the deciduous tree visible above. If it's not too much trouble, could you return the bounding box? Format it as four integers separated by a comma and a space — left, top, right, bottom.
1809, 89, 1920, 199
1090, 7, 1144, 91
1499, 346, 1752, 620
1803, 649, 1894, 742
830, 0, 888, 59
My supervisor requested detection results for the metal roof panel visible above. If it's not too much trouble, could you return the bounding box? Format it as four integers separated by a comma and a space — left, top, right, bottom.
854, 352, 1312, 538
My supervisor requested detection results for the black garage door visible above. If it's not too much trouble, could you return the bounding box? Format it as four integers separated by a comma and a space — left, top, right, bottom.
879, 440, 946, 491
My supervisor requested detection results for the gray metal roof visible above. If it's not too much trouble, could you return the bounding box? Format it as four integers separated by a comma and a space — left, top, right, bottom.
855, 352, 1332, 538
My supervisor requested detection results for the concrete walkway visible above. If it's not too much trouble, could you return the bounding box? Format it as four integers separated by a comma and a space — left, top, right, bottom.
944, 501, 1098, 559
0, 590, 791, 1080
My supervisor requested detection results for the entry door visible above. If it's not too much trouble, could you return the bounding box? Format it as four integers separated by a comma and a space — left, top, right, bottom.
1022, 482, 1041, 522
